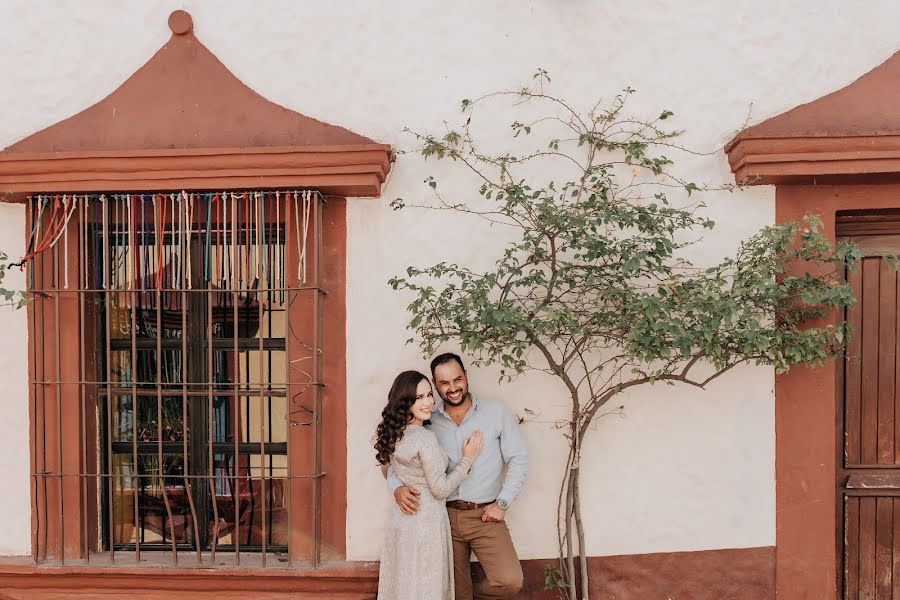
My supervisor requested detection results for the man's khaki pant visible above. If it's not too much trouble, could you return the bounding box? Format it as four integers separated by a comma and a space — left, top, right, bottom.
448, 507, 524, 600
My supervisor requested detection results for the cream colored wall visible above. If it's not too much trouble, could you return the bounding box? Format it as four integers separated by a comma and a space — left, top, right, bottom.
0, 0, 898, 559
0, 202, 29, 555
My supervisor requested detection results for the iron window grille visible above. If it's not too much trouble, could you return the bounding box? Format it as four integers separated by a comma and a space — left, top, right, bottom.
27, 190, 325, 567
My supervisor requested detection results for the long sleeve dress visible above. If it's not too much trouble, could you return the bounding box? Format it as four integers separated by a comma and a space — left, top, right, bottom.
377, 424, 473, 600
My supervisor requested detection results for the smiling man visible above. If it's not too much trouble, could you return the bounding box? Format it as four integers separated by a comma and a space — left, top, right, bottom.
387, 353, 529, 600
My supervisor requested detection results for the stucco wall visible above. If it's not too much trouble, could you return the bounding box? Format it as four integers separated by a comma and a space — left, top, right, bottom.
0, 202, 28, 555
0, 0, 898, 560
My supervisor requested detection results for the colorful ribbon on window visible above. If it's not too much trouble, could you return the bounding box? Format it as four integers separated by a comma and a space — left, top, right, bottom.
20, 190, 317, 297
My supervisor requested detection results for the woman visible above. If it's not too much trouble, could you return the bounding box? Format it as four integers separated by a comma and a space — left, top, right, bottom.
375, 370, 483, 600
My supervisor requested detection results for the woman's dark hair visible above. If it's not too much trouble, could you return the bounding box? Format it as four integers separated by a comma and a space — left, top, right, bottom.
375, 370, 429, 465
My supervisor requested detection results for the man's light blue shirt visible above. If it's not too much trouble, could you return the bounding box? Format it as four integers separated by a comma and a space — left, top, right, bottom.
387, 396, 529, 505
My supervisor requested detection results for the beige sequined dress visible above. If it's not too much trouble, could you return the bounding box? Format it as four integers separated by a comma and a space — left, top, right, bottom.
378, 424, 473, 600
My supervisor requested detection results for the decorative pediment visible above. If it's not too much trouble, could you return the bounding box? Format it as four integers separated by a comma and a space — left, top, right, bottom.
0, 10, 391, 199
726, 49, 900, 184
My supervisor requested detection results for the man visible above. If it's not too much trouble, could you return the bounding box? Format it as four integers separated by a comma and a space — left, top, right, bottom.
387, 353, 529, 599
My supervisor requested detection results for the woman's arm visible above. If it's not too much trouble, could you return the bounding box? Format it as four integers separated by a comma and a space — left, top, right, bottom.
419, 433, 472, 501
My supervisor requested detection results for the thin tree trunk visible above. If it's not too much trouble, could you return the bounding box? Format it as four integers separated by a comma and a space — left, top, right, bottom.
564, 457, 577, 600
573, 465, 589, 600
557, 440, 576, 600
571, 411, 589, 600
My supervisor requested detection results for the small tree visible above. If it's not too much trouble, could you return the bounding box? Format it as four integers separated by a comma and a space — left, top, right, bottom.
389, 72, 858, 600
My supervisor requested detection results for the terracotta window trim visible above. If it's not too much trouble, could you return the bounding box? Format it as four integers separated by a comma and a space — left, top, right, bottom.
23, 191, 350, 568
0, 558, 379, 599
0, 10, 388, 589
0, 145, 392, 201
726, 134, 900, 185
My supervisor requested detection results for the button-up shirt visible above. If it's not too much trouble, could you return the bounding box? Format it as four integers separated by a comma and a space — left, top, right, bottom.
388, 396, 529, 505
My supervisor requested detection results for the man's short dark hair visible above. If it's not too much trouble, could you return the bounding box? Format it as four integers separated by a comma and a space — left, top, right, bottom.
430, 352, 466, 377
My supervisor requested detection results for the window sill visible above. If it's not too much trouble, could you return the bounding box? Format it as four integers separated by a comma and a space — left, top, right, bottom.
0, 556, 379, 599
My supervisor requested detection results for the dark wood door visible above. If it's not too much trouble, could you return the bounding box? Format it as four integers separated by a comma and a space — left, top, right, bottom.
839, 220, 900, 599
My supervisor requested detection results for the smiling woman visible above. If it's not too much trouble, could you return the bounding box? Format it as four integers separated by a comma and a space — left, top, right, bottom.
374, 370, 482, 600
409, 378, 436, 426
374, 371, 433, 465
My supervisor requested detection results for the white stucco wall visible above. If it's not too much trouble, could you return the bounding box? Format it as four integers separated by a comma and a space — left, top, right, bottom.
0, 201, 29, 555
0, 0, 898, 560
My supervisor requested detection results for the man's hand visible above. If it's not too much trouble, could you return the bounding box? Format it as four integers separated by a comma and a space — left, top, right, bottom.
481, 502, 507, 523
394, 486, 420, 515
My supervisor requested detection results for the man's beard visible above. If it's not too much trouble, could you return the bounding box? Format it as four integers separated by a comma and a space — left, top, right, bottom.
442, 390, 469, 407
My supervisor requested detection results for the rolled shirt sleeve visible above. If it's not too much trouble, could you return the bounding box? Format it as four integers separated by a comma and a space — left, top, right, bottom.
497, 404, 529, 505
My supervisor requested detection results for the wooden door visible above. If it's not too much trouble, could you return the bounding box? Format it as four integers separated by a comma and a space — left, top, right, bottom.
839, 216, 900, 599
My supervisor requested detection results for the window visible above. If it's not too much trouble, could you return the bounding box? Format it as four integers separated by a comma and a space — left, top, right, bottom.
27, 190, 328, 566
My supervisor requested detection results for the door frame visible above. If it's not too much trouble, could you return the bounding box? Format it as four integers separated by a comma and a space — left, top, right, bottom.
771, 188, 900, 599
725, 47, 900, 598
834, 212, 900, 598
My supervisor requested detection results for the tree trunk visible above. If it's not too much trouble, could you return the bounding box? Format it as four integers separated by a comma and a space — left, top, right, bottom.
557, 418, 592, 600
572, 464, 589, 600
557, 413, 592, 600
570, 408, 589, 600
563, 454, 577, 600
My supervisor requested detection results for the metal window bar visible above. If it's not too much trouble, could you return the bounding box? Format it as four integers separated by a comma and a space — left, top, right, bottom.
25, 190, 325, 567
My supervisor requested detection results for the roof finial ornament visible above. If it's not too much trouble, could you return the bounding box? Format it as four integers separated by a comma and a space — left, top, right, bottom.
168, 10, 193, 36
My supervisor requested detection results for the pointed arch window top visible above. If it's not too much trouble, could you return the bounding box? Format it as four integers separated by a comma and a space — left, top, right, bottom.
0, 10, 391, 199
726, 49, 900, 185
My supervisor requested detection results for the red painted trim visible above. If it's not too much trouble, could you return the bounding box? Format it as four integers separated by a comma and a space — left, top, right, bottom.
726, 135, 900, 185
4, 7, 375, 571
0, 10, 393, 200
0, 546, 775, 599
726, 45, 900, 597
0, 145, 392, 201
771, 187, 900, 599
2, 13, 379, 154
321, 198, 349, 558
514, 547, 774, 599
727, 49, 900, 142
0, 560, 379, 599
26, 196, 351, 563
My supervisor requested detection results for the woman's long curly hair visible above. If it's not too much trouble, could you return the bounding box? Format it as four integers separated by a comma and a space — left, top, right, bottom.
375, 370, 429, 465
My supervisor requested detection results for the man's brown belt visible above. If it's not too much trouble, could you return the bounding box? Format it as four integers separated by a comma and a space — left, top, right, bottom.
446, 500, 493, 510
